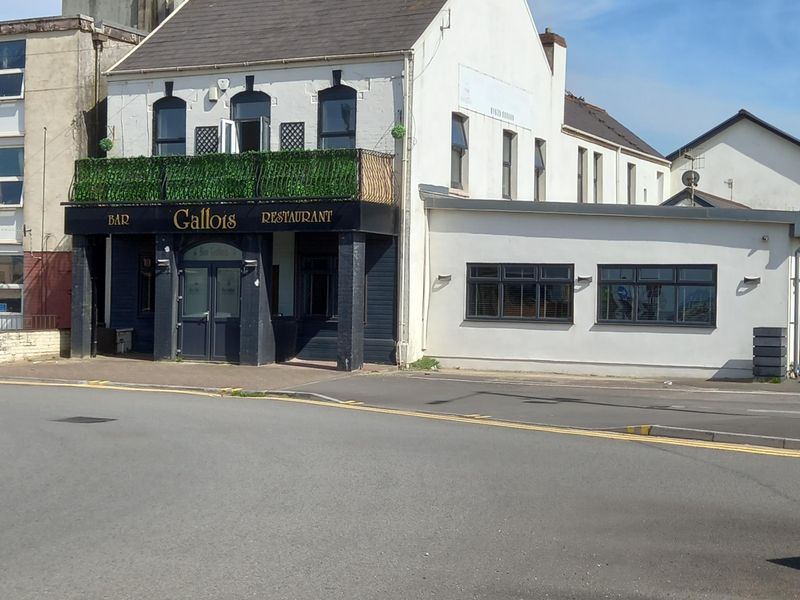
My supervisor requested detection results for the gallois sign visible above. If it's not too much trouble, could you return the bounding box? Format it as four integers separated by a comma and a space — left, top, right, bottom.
172, 207, 238, 231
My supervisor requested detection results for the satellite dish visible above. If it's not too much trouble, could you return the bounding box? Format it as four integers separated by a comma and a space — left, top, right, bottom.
682, 170, 700, 188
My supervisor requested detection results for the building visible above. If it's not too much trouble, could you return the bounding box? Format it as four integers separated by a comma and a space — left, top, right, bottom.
65, 0, 799, 379
0, 16, 141, 330
667, 110, 800, 211
62, 0, 187, 33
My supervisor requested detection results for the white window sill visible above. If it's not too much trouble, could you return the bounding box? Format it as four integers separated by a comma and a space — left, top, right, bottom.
449, 188, 470, 198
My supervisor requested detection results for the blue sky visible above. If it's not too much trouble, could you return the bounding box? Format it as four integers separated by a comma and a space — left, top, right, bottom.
3, 0, 799, 154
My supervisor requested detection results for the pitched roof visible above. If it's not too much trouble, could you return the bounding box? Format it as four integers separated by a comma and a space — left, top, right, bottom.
111, 0, 447, 74
661, 187, 750, 210
666, 109, 800, 161
563, 94, 664, 159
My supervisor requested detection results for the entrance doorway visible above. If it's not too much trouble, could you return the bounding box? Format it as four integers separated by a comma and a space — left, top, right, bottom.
179, 241, 242, 362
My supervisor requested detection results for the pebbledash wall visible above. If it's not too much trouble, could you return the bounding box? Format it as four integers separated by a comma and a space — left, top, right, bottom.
422, 199, 799, 379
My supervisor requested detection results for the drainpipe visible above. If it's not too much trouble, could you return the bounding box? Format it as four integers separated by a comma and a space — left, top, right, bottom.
794, 247, 800, 377
397, 50, 415, 366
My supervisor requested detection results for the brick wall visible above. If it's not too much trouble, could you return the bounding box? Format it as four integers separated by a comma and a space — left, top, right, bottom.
0, 330, 70, 363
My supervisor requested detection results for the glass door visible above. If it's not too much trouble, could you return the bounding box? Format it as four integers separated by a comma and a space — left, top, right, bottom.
180, 267, 210, 360
210, 266, 241, 362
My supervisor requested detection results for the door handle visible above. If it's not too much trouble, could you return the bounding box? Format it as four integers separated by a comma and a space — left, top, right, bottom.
202, 311, 210, 321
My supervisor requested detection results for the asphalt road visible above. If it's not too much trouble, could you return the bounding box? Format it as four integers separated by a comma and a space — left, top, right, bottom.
1, 383, 799, 599
297, 372, 800, 440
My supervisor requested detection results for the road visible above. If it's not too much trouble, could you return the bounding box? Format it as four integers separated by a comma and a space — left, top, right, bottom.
297, 371, 800, 441
1, 383, 799, 599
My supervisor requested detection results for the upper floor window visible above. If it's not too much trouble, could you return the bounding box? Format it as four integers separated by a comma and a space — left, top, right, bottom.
627, 163, 637, 204
534, 138, 546, 202
318, 85, 357, 149
231, 90, 271, 152
593, 152, 603, 203
0, 40, 25, 99
502, 131, 516, 199
577, 147, 587, 203
451, 114, 468, 190
0, 147, 23, 205
153, 96, 186, 156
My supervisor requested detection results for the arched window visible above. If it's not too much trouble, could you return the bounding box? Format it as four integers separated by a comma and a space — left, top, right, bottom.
153, 96, 186, 156
231, 91, 271, 152
318, 85, 356, 149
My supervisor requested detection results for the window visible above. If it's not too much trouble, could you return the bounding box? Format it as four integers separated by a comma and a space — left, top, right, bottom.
0, 255, 23, 314
502, 131, 516, 199
451, 114, 468, 190
302, 257, 338, 319
231, 91, 271, 152
0, 147, 23, 205
318, 85, 356, 149
153, 96, 186, 156
0, 40, 25, 99
534, 139, 546, 202
138, 256, 155, 314
593, 152, 603, 203
657, 172, 665, 203
598, 265, 716, 326
627, 163, 636, 204
577, 147, 587, 203
466, 263, 573, 322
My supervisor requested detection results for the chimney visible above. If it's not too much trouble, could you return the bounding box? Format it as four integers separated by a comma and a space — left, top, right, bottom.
539, 27, 567, 74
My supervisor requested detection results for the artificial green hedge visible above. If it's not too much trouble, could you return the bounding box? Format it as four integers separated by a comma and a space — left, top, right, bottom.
72, 149, 361, 203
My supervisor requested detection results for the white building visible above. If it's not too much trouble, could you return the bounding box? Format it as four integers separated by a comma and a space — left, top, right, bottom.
667, 110, 800, 211
67, 0, 800, 380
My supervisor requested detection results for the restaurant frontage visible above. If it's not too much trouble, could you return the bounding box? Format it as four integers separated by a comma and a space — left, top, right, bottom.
65, 150, 398, 371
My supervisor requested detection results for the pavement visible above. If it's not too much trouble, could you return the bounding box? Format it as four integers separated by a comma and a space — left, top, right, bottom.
1, 357, 800, 446
0, 354, 392, 391
1, 383, 799, 599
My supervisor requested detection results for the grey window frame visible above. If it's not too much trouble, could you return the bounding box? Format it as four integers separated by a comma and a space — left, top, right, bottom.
597, 264, 717, 327
318, 85, 357, 149
466, 263, 574, 323
152, 96, 187, 156
534, 138, 546, 202
577, 147, 587, 203
502, 130, 515, 199
451, 114, 468, 190
593, 152, 603, 203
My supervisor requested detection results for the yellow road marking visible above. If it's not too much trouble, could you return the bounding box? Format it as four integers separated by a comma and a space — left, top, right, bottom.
256, 395, 800, 459
0, 379, 797, 458
0, 379, 219, 398
627, 425, 652, 435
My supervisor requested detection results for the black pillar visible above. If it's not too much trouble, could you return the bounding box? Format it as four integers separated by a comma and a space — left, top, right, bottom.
337, 232, 366, 371
240, 233, 275, 366
153, 234, 178, 361
70, 234, 93, 358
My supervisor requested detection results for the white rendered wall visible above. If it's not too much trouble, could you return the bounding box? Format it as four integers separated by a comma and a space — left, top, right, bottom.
554, 133, 670, 205
425, 208, 793, 379
406, 0, 555, 360
106, 59, 404, 158
671, 119, 800, 210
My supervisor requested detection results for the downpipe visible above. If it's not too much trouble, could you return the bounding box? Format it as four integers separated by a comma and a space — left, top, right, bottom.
793, 247, 800, 377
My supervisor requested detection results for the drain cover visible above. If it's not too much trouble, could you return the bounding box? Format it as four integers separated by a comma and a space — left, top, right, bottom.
55, 416, 117, 424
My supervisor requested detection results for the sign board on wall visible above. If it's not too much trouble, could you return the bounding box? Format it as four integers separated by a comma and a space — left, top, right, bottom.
458, 65, 534, 130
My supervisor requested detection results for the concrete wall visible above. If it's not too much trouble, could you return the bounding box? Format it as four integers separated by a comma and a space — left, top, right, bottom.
23, 27, 139, 256
106, 59, 404, 158
424, 208, 794, 379
0, 328, 69, 363
63, 0, 188, 31
671, 119, 800, 210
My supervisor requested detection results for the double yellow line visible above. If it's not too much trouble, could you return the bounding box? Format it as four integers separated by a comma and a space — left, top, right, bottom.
1, 379, 798, 458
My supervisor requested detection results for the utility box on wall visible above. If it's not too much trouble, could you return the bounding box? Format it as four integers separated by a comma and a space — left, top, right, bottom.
753, 327, 787, 380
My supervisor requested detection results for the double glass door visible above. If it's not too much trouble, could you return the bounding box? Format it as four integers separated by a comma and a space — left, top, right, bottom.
180, 262, 241, 362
